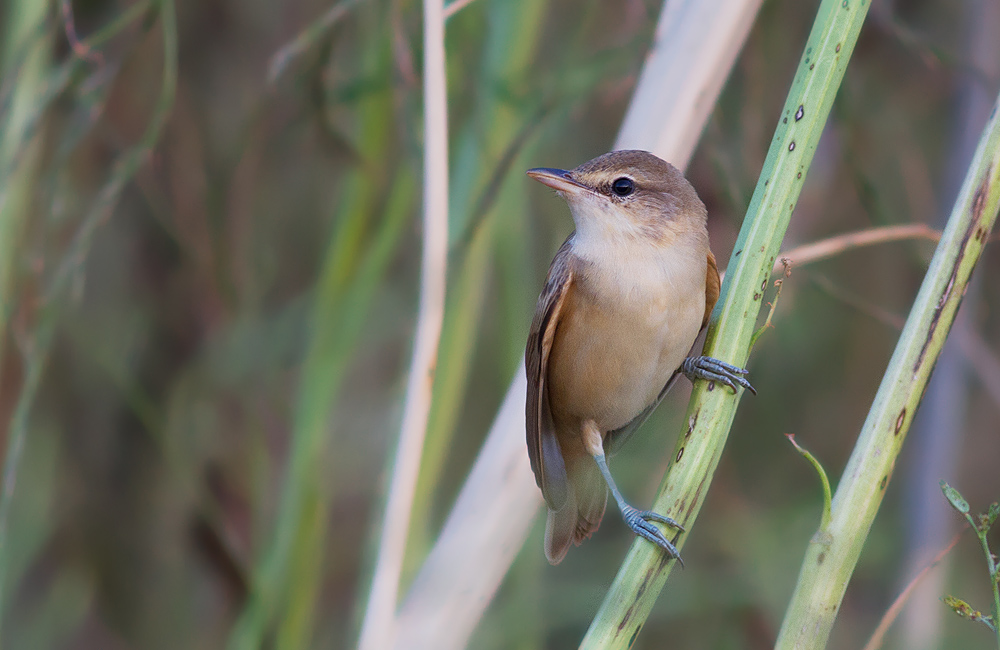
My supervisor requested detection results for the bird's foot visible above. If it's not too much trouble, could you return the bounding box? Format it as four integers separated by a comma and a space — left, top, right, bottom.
620, 504, 685, 566
681, 356, 756, 395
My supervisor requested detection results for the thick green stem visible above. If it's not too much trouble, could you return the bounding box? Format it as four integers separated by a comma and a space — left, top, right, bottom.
580, 1, 872, 647
775, 89, 1000, 650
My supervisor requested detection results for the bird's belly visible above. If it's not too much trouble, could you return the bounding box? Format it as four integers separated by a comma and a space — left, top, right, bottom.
547, 291, 702, 433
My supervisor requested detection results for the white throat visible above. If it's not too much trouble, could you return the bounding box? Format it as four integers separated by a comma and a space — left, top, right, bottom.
565, 196, 704, 305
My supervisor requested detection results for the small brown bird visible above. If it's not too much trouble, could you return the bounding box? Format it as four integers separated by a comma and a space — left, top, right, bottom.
525, 150, 753, 565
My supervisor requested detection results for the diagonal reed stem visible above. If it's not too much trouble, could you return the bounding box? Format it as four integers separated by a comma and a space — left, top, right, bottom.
774, 85, 1000, 650
580, 1, 873, 646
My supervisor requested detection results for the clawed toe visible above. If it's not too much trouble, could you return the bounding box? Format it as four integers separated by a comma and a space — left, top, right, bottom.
681, 356, 756, 395
621, 506, 684, 565
636, 509, 683, 531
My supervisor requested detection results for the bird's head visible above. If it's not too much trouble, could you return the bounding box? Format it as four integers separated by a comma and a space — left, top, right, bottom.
527, 150, 706, 248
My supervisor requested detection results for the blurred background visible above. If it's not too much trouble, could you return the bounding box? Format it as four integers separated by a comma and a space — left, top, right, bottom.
0, 0, 998, 648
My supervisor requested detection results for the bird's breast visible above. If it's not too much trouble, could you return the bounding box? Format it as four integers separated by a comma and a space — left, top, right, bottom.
547, 243, 707, 434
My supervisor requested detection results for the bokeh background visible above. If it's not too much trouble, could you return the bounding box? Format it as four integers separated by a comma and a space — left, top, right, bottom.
0, 0, 998, 648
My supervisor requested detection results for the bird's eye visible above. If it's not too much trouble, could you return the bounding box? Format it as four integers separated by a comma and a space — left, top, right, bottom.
611, 177, 634, 197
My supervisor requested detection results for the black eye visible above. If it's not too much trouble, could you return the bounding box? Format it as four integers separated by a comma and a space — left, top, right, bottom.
611, 177, 634, 197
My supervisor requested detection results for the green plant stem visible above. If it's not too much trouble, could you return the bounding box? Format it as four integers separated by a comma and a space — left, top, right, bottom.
277, 171, 416, 650
970, 508, 1000, 646
46, 3, 178, 305
81, 0, 153, 48
580, 2, 872, 647
775, 88, 1000, 649
0, 0, 178, 635
266, 0, 363, 84
0, 320, 53, 632
227, 167, 414, 650
0, 0, 49, 383
979, 528, 1000, 647
226, 5, 396, 646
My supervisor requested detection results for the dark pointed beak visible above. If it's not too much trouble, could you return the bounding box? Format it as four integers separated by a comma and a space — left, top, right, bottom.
526, 167, 590, 195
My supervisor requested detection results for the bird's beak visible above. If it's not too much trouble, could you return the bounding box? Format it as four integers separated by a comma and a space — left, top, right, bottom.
526, 168, 591, 196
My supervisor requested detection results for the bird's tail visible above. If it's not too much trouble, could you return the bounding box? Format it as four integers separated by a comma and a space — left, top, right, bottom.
544, 455, 608, 564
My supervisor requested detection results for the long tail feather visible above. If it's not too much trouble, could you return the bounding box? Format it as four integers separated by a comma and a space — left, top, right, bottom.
544, 456, 607, 564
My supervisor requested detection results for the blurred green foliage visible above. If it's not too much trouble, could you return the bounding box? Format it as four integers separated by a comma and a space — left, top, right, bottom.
0, 0, 997, 649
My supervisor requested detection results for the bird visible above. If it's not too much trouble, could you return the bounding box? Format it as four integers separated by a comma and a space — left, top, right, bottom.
524, 149, 754, 565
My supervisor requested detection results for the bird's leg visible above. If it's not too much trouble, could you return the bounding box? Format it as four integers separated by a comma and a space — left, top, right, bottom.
582, 421, 684, 564
681, 356, 756, 395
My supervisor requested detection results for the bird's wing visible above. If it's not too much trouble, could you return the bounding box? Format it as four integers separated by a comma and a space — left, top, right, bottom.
525, 239, 573, 510
703, 249, 720, 330
605, 250, 722, 456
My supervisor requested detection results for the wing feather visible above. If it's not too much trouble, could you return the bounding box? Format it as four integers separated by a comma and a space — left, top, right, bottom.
525, 239, 574, 510
703, 250, 720, 329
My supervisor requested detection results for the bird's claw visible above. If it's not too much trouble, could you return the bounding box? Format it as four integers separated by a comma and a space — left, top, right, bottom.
681, 356, 756, 395
621, 505, 684, 566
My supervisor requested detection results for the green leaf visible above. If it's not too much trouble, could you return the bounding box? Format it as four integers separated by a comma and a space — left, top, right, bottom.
940, 481, 970, 514
944, 595, 974, 617
985, 502, 999, 529
786, 434, 832, 530
943, 596, 998, 632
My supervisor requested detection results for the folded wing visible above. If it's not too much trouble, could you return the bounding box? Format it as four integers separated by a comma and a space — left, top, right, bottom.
525, 239, 574, 511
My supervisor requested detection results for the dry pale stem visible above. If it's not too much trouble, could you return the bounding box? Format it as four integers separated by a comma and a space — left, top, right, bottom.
356, 1, 450, 649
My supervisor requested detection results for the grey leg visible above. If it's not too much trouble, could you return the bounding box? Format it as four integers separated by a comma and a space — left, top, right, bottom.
594, 453, 685, 565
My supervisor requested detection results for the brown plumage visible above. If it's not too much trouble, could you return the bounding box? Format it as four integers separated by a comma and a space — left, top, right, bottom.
525, 150, 739, 564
